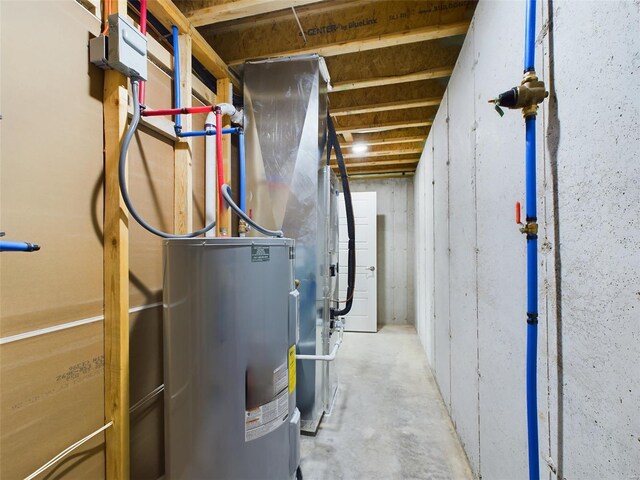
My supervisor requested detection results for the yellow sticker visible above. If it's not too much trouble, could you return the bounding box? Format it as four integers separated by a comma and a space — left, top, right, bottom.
288, 345, 296, 394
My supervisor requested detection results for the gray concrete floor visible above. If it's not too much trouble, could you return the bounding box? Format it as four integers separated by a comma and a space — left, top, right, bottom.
300, 325, 473, 480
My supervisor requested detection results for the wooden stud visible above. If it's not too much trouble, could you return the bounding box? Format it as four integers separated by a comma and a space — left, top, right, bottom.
103, 3, 129, 480
330, 97, 441, 117
342, 132, 354, 143
336, 119, 432, 135
228, 21, 470, 65
188, 0, 325, 27
217, 78, 233, 237
174, 33, 193, 234
330, 67, 453, 93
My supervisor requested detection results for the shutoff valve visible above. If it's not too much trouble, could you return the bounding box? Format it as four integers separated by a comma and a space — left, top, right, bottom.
489, 72, 548, 118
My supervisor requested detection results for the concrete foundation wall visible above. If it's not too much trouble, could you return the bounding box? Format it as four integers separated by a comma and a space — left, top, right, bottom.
351, 178, 415, 325
414, 1, 640, 478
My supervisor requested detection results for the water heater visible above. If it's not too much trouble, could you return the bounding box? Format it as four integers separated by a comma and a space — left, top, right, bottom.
163, 238, 300, 479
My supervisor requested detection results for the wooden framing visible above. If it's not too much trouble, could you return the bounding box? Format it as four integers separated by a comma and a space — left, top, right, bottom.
228, 21, 470, 65
337, 158, 420, 168
343, 136, 425, 148
217, 78, 233, 236
188, 0, 325, 27
331, 147, 423, 160
331, 67, 453, 93
336, 119, 432, 135
174, 33, 193, 234
147, 0, 240, 89
103, 1, 129, 479
330, 97, 441, 117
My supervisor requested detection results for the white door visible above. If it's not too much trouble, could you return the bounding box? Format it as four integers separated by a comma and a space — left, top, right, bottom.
338, 191, 377, 332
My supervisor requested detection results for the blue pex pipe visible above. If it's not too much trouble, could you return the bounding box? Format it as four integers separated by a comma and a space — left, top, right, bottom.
524, 0, 537, 72
239, 130, 246, 212
172, 26, 181, 131
176, 128, 241, 138
0, 241, 40, 252
524, 0, 540, 475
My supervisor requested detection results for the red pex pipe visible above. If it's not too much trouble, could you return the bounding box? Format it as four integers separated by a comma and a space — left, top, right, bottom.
215, 109, 225, 229
139, 0, 148, 105
142, 106, 215, 117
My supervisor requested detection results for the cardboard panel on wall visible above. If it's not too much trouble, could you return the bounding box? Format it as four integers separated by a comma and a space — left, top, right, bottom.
0, 322, 105, 478
0, 1, 105, 337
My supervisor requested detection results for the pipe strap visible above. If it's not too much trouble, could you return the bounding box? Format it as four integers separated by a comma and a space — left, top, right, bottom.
527, 313, 539, 324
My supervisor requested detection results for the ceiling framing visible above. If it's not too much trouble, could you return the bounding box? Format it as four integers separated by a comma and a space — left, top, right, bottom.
173, 0, 477, 175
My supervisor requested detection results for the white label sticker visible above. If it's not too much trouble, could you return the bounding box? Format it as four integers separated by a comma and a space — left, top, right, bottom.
273, 361, 288, 396
245, 390, 289, 442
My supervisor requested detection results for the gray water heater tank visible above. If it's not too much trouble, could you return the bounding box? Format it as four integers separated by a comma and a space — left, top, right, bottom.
163, 238, 300, 479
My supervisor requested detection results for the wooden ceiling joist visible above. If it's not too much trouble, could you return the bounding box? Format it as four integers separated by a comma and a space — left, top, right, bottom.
227, 21, 470, 65
188, 0, 325, 27
343, 136, 425, 148
147, 0, 240, 89
336, 119, 432, 135
338, 159, 420, 170
330, 97, 441, 117
337, 164, 417, 175
331, 147, 423, 160
331, 66, 454, 93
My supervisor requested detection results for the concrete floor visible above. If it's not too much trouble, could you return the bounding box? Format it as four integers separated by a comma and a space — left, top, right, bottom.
300, 325, 473, 480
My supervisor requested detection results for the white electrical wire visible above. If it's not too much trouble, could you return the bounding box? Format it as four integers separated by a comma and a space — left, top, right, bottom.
24, 422, 113, 480
291, 7, 307, 44
130, 384, 164, 414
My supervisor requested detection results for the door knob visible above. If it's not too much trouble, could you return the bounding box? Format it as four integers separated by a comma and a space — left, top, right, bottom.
367, 266, 375, 271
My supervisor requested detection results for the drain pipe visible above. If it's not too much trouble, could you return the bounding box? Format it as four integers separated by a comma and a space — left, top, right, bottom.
489, 1, 548, 479
297, 324, 344, 362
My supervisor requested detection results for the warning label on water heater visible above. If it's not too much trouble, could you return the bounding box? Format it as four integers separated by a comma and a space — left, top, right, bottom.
245, 390, 289, 442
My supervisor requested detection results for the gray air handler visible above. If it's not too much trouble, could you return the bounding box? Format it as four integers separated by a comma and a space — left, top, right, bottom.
243, 54, 342, 434
163, 238, 301, 479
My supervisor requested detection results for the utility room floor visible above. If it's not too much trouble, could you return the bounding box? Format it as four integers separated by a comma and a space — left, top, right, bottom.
300, 325, 472, 480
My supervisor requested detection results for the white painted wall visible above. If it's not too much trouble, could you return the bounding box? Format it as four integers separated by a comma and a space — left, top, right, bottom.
414, 1, 640, 478
350, 178, 415, 326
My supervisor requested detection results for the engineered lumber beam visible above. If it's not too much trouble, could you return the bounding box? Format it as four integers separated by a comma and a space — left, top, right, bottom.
217, 78, 233, 236
331, 67, 453, 92
174, 33, 193, 234
188, 0, 325, 27
103, 2, 129, 479
228, 21, 470, 65
147, 0, 240, 89
330, 97, 441, 117
336, 120, 432, 135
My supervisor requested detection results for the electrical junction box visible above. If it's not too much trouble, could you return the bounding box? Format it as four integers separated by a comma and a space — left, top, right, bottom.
89, 13, 148, 80
108, 13, 147, 80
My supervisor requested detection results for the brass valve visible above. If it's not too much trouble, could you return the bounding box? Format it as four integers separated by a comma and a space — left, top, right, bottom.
489, 71, 548, 117
520, 221, 538, 236
238, 219, 248, 236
